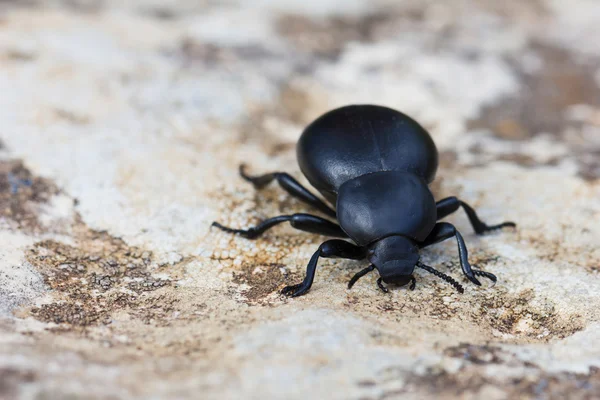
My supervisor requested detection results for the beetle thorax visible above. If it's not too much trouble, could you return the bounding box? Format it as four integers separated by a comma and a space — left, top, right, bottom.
336, 171, 437, 246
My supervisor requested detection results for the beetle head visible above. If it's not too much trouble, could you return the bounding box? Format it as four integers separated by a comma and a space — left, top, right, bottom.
368, 235, 419, 286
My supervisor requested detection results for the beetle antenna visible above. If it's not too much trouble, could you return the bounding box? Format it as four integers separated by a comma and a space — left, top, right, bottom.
416, 262, 464, 294
347, 265, 375, 289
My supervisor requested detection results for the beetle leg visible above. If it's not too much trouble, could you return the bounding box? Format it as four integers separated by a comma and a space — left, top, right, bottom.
376, 277, 389, 293
282, 240, 366, 297
419, 222, 482, 286
473, 269, 497, 283
212, 213, 346, 239
408, 276, 416, 290
347, 264, 375, 289
239, 165, 336, 218
436, 196, 516, 235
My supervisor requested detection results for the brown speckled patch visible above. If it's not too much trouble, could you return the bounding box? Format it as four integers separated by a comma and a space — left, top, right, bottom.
0, 160, 60, 234
53, 108, 90, 125
32, 302, 109, 326
177, 38, 276, 68
470, 43, 600, 139
277, 12, 397, 60
577, 150, 600, 182
443, 343, 524, 365
402, 345, 600, 400
0, 0, 39, 10
343, 265, 584, 342
27, 232, 182, 327
476, 0, 549, 20
522, 233, 600, 273
4, 48, 37, 62
0, 0, 103, 12
2, 161, 189, 330
278, 84, 315, 126
232, 263, 300, 304
139, 6, 178, 20
408, 366, 600, 400
478, 288, 584, 339
0, 367, 36, 399
468, 42, 600, 180
235, 83, 323, 156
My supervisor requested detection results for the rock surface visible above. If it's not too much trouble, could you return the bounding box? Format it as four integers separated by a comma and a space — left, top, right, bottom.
1, 0, 600, 399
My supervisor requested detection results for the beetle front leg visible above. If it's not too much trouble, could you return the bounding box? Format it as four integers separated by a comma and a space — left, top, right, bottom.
436, 197, 516, 235
282, 240, 366, 297
420, 222, 491, 286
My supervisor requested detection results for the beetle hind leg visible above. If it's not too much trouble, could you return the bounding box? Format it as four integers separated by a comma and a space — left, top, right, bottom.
436, 197, 516, 235
239, 165, 336, 218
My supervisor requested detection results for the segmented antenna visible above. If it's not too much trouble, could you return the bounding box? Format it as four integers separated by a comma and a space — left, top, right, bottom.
416, 262, 464, 294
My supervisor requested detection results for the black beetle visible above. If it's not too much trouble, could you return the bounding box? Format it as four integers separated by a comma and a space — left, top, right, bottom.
213, 105, 515, 296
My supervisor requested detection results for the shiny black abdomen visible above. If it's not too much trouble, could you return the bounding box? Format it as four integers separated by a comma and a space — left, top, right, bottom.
297, 105, 438, 204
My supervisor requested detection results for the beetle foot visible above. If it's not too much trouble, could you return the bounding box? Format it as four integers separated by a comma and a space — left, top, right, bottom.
376, 277, 389, 293
347, 265, 376, 289
211, 222, 259, 239
475, 221, 517, 235
239, 164, 275, 189
281, 282, 309, 297
465, 273, 482, 286
473, 269, 497, 285
409, 276, 416, 291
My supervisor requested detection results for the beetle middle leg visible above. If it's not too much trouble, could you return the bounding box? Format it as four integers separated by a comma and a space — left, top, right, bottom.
239, 165, 336, 218
419, 222, 497, 286
436, 196, 516, 234
212, 213, 346, 239
281, 239, 366, 297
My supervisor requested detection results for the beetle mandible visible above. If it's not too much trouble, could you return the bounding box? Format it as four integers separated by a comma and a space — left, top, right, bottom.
213, 105, 515, 296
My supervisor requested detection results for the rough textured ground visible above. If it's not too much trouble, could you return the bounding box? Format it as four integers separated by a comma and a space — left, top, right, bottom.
1, 1, 600, 399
